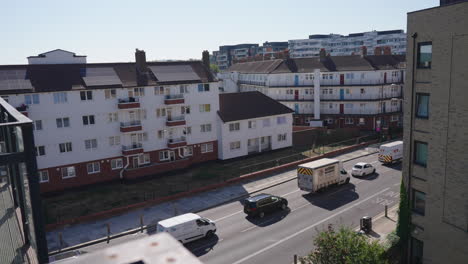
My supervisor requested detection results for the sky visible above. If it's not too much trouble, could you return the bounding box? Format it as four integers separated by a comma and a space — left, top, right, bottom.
1, 0, 439, 65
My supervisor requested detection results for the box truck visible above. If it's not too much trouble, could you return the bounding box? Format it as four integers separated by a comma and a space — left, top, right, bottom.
297, 158, 350, 193
156, 213, 216, 244
378, 141, 403, 164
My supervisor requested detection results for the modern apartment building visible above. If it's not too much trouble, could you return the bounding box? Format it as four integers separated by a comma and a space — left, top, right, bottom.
220, 53, 405, 130
289, 30, 407, 58
404, 1, 468, 263
0, 49, 292, 193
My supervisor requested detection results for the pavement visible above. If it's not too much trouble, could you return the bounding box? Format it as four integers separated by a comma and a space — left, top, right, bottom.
46, 144, 381, 252
362, 204, 399, 245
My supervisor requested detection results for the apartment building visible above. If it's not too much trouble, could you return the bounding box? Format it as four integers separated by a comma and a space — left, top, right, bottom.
289, 30, 406, 58
404, 1, 468, 263
213, 44, 259, 70
217, 92, 293, 160
220, 52, 405, 130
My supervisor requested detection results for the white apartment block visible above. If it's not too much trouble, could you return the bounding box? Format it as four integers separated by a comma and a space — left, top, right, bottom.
220, 54, 405, 130
289, 30, 406, 58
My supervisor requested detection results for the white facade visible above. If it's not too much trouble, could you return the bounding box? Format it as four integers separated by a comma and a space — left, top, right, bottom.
217, 114, 293, 160
27, 49, 87, 64
289, 30, 406, 58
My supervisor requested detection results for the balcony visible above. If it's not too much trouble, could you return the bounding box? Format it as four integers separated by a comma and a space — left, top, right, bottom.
122, 143, 143, 155
164, 94, 184, 105
166, 116, 186, 127
120, 120, 142, 133
167, 136, 187, 148
118, 97, 140, 109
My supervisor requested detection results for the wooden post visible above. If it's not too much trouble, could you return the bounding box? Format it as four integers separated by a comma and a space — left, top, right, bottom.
106, 223, 111, 244
140, 215, 144, 233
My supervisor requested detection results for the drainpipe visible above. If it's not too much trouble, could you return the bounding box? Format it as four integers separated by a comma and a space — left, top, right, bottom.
313, 69, 321, 120
120, 156, 130, 180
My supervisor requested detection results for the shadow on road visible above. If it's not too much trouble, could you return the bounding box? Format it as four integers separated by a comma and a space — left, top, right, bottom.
382, 162, 402, 171
186, 234, 220, 257
245, 208, 291, 226
353, 172, 380, 181
302, 183, 359, 211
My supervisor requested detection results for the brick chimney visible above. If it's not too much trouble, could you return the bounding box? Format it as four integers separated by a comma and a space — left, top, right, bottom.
361, 46, 368, 57
374, 47, 383, 56
202, 50, 210, 69
135, 49, 147, 72
383, 46, 392, 55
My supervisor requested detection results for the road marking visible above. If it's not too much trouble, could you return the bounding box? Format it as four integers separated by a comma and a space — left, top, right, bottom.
282, 189, 301, 197
231, 187, 391, 264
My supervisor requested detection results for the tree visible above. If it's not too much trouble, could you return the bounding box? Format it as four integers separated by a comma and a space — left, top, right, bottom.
396, 178, 410, 246
210, 64, 220, 74
300, 225, 389, 264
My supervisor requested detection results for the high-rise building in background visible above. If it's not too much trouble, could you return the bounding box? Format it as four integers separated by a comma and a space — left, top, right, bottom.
404, 1, 468, 263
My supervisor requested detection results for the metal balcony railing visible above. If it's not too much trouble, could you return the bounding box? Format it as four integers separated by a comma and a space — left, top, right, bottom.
122, 143, 143, 151
167, 116, 185, 122
118, 97, 139, 104
120, 120, 142, 127
168, 136, 186, 144
165, 94, 184, 100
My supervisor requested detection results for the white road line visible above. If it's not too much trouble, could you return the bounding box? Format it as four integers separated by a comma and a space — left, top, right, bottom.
281, 189, 301, 197
231, 187, 391, 264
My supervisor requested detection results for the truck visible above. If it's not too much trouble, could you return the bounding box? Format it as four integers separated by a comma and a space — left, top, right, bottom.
156, 213, 216, 244
297, 158, 350, 193
378, 141, 403, 164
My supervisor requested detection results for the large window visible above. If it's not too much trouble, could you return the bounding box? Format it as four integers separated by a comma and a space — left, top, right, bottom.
84, 139, 98, 150
415, 93, 429, 118
80, 90, 93, 101
412, 189, 426, 216
35, 146, 45, 156
417, 42, 432, 69
111, 158, 123, 170
198, 83, 210, 92
105, 89, 116, 99
230, 141, 241, 150
201, 143, 213, 153
199, 104, 211, 113
159, 150, 170, 161
109, 136, 121, 146
53, 92, 67, 104
56, 117, 70, 128
82, 115, 95, 125
25, 94, 40, 105
61, 166, 76, 179
59, 142, 72, 153
414, 141, 428, 167
87, 162, 100, 174
200, 124, 212, 133
229, 122, 240, 132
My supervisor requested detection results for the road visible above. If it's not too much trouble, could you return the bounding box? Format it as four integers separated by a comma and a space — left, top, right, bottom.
78, 153, 401, 264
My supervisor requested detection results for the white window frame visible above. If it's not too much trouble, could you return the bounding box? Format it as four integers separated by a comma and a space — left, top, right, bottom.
111, 158, 123, 170
262, 118, 271, 127
108, 113, 118, 123
248, 120, 256, 129
201, 143, 214, 153
80, 90, 93, 101
277, 134, 287, 142
391, 115, 399, 122
85, 139, 98, 150
345, 118, 354, 124
53, 92, 67, 104
35, 146, 45, 156
56, 117, 70, 128
183, 146, 193, 156
156, 108, 167, 117
230, 141, 241, 150
229, 122, 240, 132
200, 124, 212, 133
33, 120, 43, 131
39, 171, 49, 183
159, 150, 170, 161
104, 89, 117, 99
277, 116, 287, 125
59, 142, 72, 153
82, 115, 95, 126
139, 153, 150, 165
109, 136, 121, 146
61, 166, 76, 179
154, 86, 165, 95
199, 104, 211, 113
87, 162, 100, 174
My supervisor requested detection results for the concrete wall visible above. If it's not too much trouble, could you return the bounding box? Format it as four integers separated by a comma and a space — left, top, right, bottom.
405, 3, 468, 263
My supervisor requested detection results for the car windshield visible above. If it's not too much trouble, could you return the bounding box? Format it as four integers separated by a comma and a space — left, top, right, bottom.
354, 165, 362, 169
245, 201, 257, 209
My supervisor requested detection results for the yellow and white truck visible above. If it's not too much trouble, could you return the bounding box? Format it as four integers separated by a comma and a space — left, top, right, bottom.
297, 158, 350, 193
378, 141, 403, 164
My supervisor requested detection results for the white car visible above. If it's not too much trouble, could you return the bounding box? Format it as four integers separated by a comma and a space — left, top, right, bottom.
351, 162, 376, 177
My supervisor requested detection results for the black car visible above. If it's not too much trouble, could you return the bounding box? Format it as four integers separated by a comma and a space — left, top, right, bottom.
243, 193, 288, 218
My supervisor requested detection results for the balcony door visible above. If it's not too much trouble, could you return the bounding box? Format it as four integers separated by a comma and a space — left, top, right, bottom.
294, 90, 299, 100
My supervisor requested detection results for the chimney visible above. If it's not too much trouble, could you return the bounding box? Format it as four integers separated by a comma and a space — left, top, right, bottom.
202, 50, 210, 69
361, 46, 368, 57
374, 47, 383, 56
383, 46, 392, 55
319, 48, 327, 61
135, 49, 147, 72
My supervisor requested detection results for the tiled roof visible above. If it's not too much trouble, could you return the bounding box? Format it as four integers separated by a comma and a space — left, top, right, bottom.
0, 61, 215, 95
218, 91, 294, 122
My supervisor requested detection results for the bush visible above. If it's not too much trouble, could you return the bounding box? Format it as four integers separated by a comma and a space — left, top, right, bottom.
300, 225, 389, 264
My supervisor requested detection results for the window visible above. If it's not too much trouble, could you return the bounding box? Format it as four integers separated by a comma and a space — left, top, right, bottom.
109, 136, 121, 146
391, 101, 398, 107
39, 171, 49, 183
82, 115, 95, 125
277, 134, 287, 142
56, 117, 70, 128
108, 113, 118, 123
329, 103, 333, 109
180, 84, 189, 94
417, 42, 432, 69
154, 86, 165, 95
229, 122, 240, 131
262, 118, 271, 127
105, 89, 116, 99
198, 83, 210, 92
53, 92, 67, 104
87, 162, 100, 174
248, 120, 256, 129
414, 141, 428, 167
412, 189, 426, 215
360, 103, 366, 108
80, 90, 93, 101
181, 105, 191, 115
345, 103, 353, 109
411, 237, 424, 264
199, 104, 211, 113
201, 143, 213, 153
416, 93, 429, 118
183, 146, 193, 156
359, 118, 365, 125
277, 116, 287, 125
360, 88, 366, 94
183, 126, 191, 135
84, 139, 98, 150
200, 124, 212, 132
345, 73, 354, 79
111, 158, 123, 170
35, 146, 45, 156
157, 130, 166, 139
139, 153, 150, 164
25, 94, 39, 105
135, 132, 148, 142
346, 88, 350, 94
391, 115, 399, 122
33, 120, 42, 131
59, 142, 72, 153
61, 166, 76, 179
156, 108, 167, 117
131, 87, 145, 97
230, 141, 241, 150
159, 150, 170, 161
345, 118, 354, 124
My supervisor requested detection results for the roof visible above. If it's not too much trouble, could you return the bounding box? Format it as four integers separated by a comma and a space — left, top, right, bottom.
380, 140, 403, 148
27, 49, 86, 58
227, 55, 406, 73
0, 61, 215, 95
218, 91, 294, 122
299, 158, 339, 169
158, 213, 201, 228
246, 193, 272, 202
355, 162, 367, 166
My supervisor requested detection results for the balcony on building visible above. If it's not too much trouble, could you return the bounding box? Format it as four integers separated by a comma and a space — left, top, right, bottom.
166, 115, 186, 127
118, 97, 140, 109
164, 94, 185, 105
167, 136, 187, 148
122, 143, 143, 155
120, 120, 142, 133
15, 104, 28, 117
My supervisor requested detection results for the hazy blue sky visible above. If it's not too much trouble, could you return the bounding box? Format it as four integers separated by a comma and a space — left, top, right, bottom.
2, 0, 438, 64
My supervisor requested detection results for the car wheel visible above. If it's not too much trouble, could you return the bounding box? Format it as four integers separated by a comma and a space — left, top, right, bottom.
259, 211, 265, 218
205, 230, 214, 238
281, 203, 287, 210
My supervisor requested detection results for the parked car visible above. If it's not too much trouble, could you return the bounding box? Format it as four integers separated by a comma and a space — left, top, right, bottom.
49, 250, 83, 263
351, 162, 376, 177
156, 213, 216, 244
244, 193, 288, 218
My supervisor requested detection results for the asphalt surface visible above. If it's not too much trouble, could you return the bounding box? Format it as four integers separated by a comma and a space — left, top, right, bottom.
77, 153, 401, 264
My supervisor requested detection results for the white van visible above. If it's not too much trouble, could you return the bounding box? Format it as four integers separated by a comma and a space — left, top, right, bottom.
156, 213, 216, 244
378, 141, 403, 164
